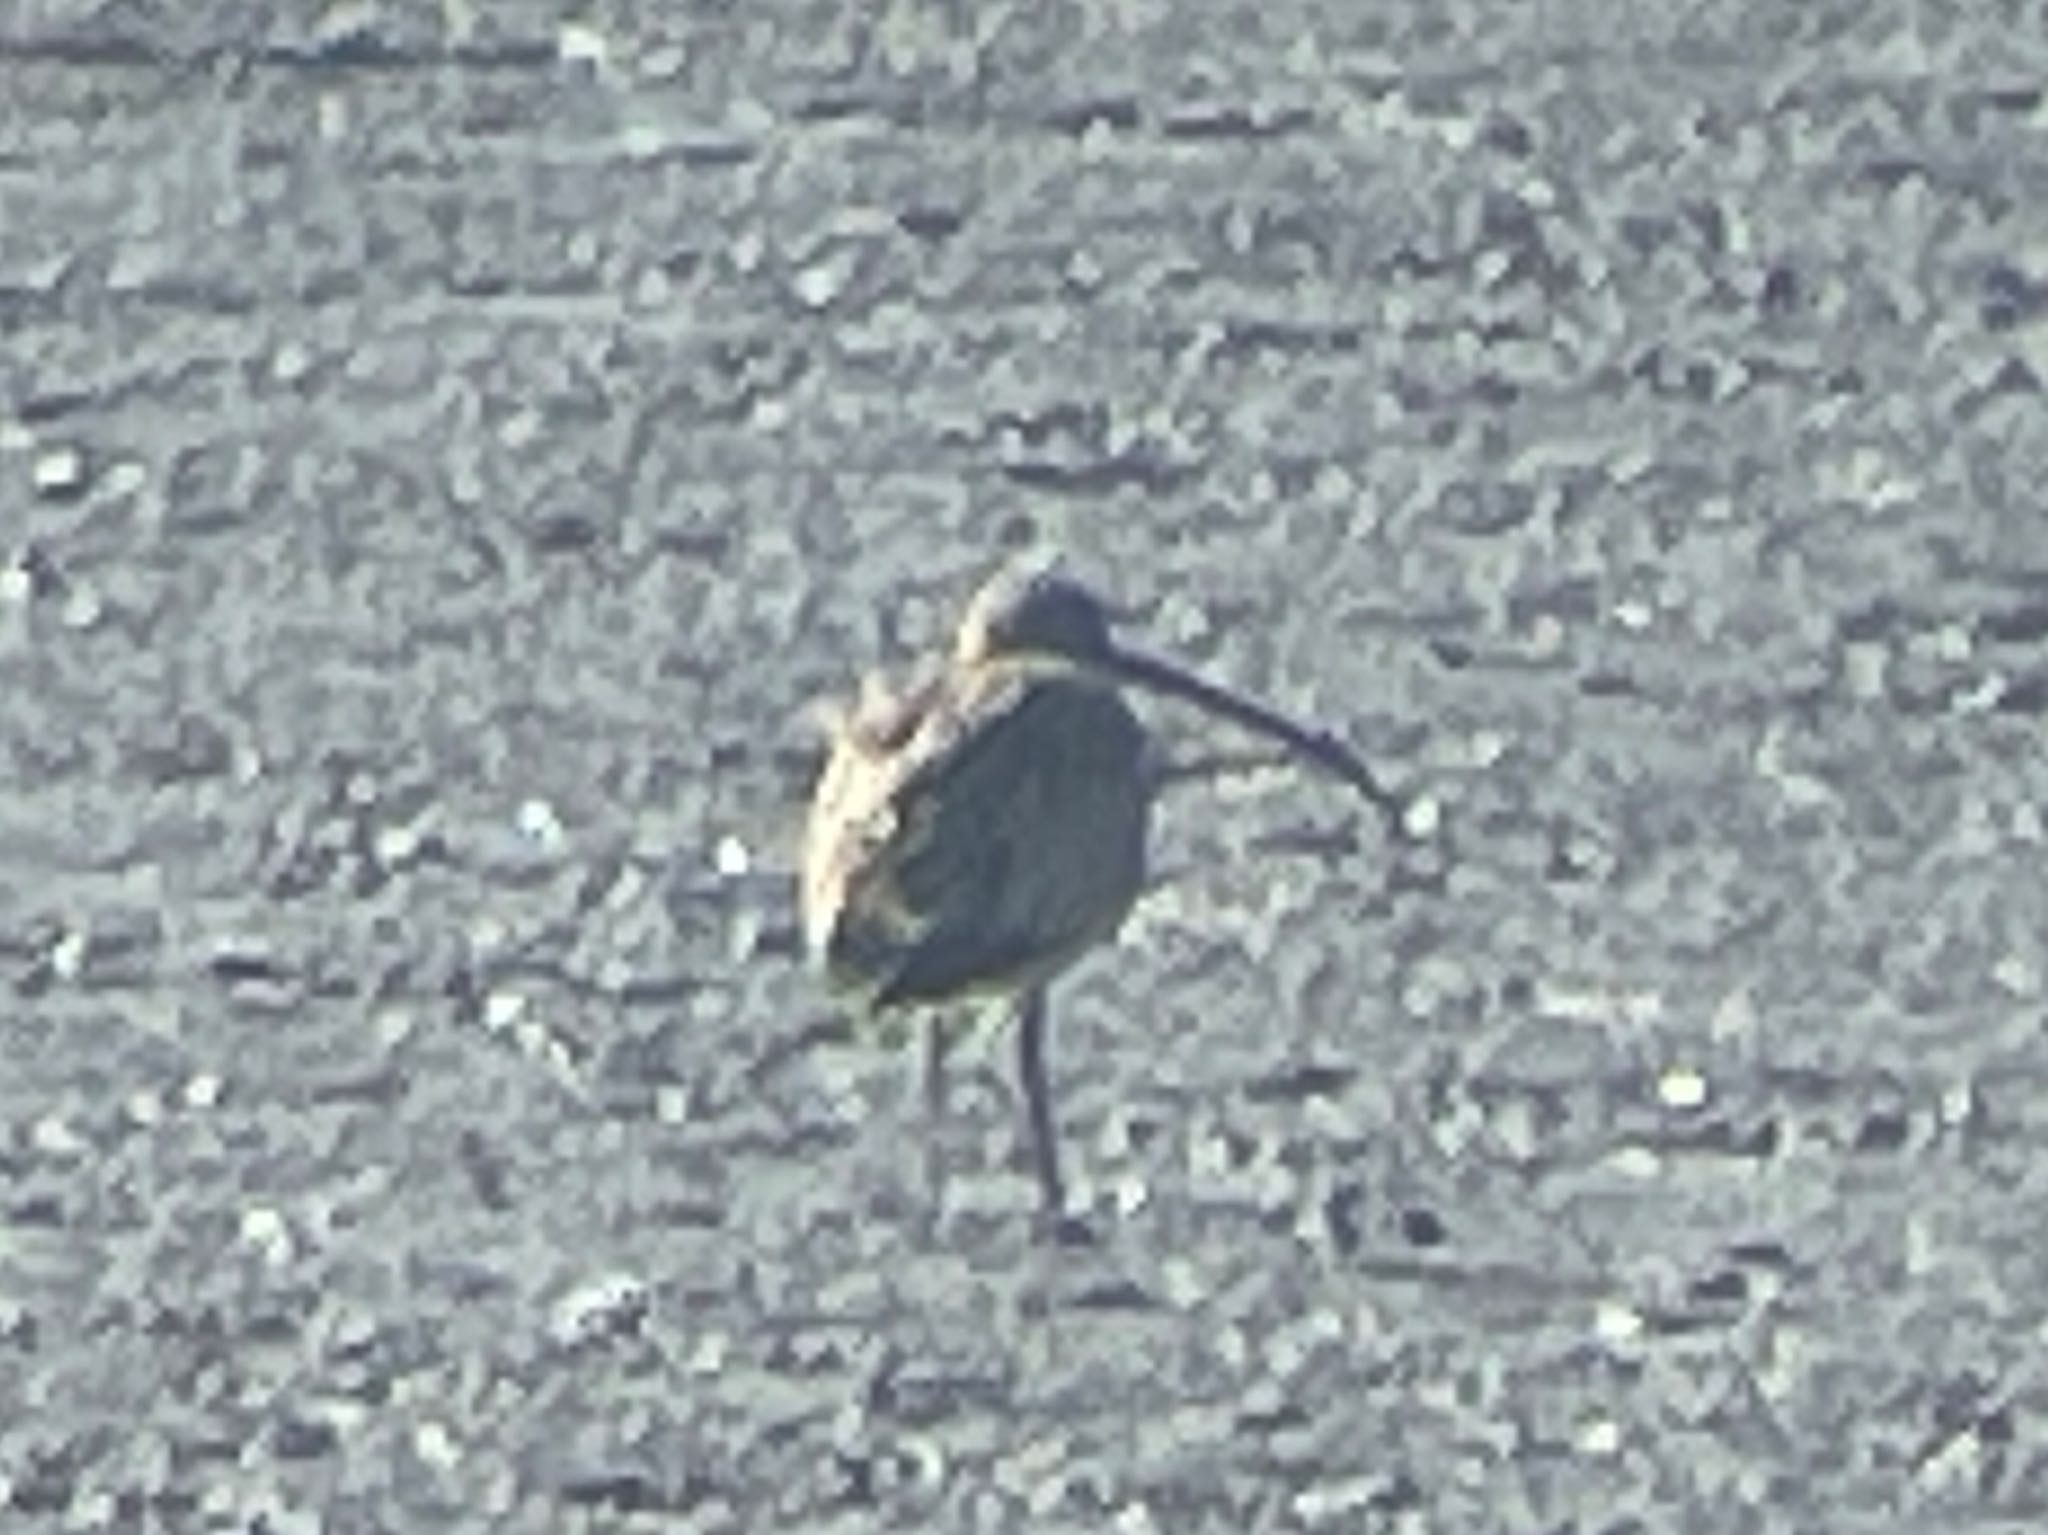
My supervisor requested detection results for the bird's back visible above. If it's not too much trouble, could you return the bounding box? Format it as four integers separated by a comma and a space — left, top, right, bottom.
802, 663, 1151, 1011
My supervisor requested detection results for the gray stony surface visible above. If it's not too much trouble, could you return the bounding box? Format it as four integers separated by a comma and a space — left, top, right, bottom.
4, 0, 2048, 1530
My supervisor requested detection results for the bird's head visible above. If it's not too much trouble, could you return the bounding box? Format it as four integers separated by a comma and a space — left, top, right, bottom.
950, 555, 1403, 824
953, 560, 1118, 670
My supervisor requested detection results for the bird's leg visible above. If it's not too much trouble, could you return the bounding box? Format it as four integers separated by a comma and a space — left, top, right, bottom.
1017, 985, 1088, 1244
924, 1012, 949, 1123
1016, 986, 1060, 1219
922, 1014, 950, 1213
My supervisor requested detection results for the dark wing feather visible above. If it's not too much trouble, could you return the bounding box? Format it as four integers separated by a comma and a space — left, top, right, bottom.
806, 666, 1150, 1010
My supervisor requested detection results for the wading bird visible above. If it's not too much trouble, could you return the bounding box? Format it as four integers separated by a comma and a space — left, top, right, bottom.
801, 559, 1401, 1241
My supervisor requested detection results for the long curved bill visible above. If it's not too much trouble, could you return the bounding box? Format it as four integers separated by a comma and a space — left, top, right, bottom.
1095, 645, 1402, 824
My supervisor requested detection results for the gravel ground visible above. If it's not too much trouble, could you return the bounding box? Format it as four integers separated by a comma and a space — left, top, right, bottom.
5, 1, 2048, 1530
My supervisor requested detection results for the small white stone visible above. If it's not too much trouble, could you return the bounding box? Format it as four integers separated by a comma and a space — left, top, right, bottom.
1608, 1144, 1662, 1179
499, 409, 540, 448
1954, 673, 2006, 713
1917, 1427, 1980, 1492
686, 1330, 729, 1375
2011, 802, 2044, 843
516, 798, 563, 846
49, 927, 87, 980
639, 43, 687, 79
33, 446, 84, 493
1161, 1259, 1205, 1309
60, 585, 103, 628
1594, 1299, 1643, 1343
373, 822, 420, 865
712, 834, 751, 877
373, 1008, 414, 1048
729, 227, 765, 273
1490, 1097, 1537, 1160
483, 990, 526, 1031
792, 254, 850, 309
413, 1419, 461, 1470
184, 1072, 224, 1109
556, 21, 608, 67
317, 91, 349, 140
1657, 1065, 1708, 1109
1577, 1418, 1622, 1456
1842, 641, 1888, 700
30, 1115, 86, 1156
1314, 462, 1355, 501
240, 1205, 294, 1263
1216, 1322, 1249, 1371
725, 906, 762, 963
1992, 952, 2039, 998
1940, 1080, 1975, 1127
551, 1271, 650, 1346
631, 262, 671, 305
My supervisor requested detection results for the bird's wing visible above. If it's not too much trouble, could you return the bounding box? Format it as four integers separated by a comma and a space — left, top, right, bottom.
872, 676, 1058, 1004
805, 669, 1145, 1010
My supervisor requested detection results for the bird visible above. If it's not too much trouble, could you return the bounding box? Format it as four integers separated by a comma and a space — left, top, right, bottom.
800, 557, 1402, 1242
